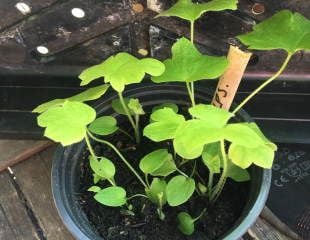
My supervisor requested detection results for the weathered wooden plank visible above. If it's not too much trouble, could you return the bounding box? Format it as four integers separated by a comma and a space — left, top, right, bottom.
261, 207, 302, 240
0, 140, 52, 172
0, 171, 39, 239
0, 0, 59, 31
12, 150, 74, 240
0, 205, 16, 240
249, 217, 294, 240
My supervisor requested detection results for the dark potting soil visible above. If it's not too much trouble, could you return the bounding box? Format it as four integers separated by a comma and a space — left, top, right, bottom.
78, 115, 249, 240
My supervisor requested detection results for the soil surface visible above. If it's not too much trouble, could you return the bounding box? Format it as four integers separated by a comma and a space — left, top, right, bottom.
78, 114, 249, 240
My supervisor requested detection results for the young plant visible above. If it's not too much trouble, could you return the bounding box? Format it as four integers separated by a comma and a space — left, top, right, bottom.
33, 1, 310, 237
79, 53, 165, 143
154, 0, 238, 106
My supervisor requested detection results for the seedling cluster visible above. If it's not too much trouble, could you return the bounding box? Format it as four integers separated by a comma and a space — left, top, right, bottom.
34, 0, 310, 236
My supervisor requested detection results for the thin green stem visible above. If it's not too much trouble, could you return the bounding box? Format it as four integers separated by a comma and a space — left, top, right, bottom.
195, 171, 206, 185
233, 53, 293, 114
207, 171, 214, 198
189, 21, 196, 107
210, 140, 227, 202
186, 82, 196, 106
190, 21, 194, 44
118, 92, 140, 143
176, 168, 189, 178
87, 130, 147, 188
127, 194, 148, 201
193, 208, 207, 222
118, 128, 134, 141
85, 133, 96, 158
135, 114, 140, 140
107, 178, 116, 186
145, 174, 150, 188
190, 160, 196, 178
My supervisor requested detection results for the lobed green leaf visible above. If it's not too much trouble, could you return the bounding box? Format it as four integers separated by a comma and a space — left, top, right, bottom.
237, 10, 310, 54
173, 119, 223, 159
152, 38, 228, 83
157, 0, 238, 22
33, 84, 109, 113
229, 143, 274, 169
189, 104, 234, 127
79, 53, 165, 92
152, 103, 179, 113
37, 101, 96, 146
144, 108, 185, 142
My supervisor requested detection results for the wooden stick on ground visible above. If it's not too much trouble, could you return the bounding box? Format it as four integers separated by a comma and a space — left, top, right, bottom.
212, 45, 252, 110
0, 141, 54, 172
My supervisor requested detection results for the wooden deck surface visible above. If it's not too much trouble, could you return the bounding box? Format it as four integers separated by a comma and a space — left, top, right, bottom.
0, 140, 301, 240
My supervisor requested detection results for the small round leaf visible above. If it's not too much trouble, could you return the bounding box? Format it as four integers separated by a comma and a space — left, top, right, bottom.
94, 186, 126, 207
177, 212, 195, 236
88, 116, 118, 136
139, 149, 172, 174
90, 156, 116, 179
166, 175, 195, 206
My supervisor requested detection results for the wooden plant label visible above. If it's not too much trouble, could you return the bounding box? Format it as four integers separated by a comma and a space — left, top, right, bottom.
212, 45, 252, 110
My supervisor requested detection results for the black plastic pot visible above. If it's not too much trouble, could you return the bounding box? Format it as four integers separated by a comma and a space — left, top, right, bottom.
51, 84, 272, 240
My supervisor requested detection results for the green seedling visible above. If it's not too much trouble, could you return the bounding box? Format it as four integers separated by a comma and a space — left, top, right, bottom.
79, 52, 165, 143
155, 0, 237, 106
33, 0, 310, 236
177, 209, 206, 235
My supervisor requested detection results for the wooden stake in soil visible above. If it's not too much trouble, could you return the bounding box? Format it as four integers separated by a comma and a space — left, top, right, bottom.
212, 45, 252, 110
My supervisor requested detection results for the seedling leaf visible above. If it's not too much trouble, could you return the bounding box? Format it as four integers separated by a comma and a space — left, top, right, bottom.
157, 0, 238, 22
152, 38, 228, 83
88, 116, 118, 136
93, 173, 102, 184
33, 84, 109, 113
94, 186, 127, 207
202, 142, 221, 173
128, 98, 145, 115
144, 108, 185, 142
79, 53, 165, 92
88, 186, 101, 193
112, 98, 134, 115
226, 160, 250, 182
151, 159, 176, 177
146, 178, 167, 206
237, 10, 310, 53
139, 149, 172, 174
177, 212, 195, 235
166, 175, 195, 206
89, 156, 116, 179
37, 101, 96, 146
